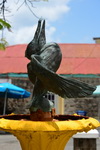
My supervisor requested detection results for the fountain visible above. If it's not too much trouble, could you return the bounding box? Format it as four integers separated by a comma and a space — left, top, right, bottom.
0, 20, 99, 150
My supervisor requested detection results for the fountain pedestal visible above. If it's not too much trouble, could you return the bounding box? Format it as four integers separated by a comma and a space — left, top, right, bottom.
14, 130, 76, 150
0, 114, 99, 150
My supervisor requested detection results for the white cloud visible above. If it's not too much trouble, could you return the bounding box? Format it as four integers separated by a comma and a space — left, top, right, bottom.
46, 25, 56, 42
5, 23, 56, 45
33, 2, 70, 21
5, 26, 35, 45
4, 0, 71, 45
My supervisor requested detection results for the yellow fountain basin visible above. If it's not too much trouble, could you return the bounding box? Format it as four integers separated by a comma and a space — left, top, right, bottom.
0, 114, 99, 150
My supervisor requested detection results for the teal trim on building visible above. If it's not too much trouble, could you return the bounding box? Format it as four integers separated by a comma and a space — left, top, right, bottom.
0, 73, 28, 78
0, 73, 100, 78
60, 74, 100, 78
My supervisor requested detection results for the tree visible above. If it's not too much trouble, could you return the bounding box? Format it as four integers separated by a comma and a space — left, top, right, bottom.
0, 0, 11, 49
0, 19, 11, 50
0, 0, 48, 49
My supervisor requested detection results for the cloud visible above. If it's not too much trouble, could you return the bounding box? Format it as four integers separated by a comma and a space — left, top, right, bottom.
5, 26, 35, 45
5, 23, 57, 45
46, 25, 56, 42
33, 0, 70, 21
4, 0, 71, 45
5, 23, 56, 45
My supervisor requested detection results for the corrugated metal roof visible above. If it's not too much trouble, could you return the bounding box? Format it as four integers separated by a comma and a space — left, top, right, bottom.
0, 58, 29, 73
0, 44, 27, 58
59, 43, 100, 58
57, 58, 100, 74
0, 43, 100, 75
0, 44, 29, 74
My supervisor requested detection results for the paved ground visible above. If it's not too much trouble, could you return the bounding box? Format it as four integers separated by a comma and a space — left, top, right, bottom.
0, 134, 21, 150
0, 133, 100, 150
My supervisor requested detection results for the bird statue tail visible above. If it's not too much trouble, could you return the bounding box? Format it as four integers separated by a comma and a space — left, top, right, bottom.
30, 55, 96, 98
49, 75, 96, 98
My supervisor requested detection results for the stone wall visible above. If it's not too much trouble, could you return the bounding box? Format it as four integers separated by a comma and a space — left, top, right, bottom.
64, 97, 99, 118
0, 76, 100, 119
64, 77, 100, 119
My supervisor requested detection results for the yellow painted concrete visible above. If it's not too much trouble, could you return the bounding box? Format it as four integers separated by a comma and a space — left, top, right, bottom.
0, 117, 99, 150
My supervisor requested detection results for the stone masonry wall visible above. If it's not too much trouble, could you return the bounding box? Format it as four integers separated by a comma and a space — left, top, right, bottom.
0, 76, 100, 119
64, 77, 100, 119
64, 97, 99, 118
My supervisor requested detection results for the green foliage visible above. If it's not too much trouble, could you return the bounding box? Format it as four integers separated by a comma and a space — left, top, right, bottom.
0, 19, 11, 31
0, 38, 8, 50
0, 43, 5, 50
0, 19, 11, 50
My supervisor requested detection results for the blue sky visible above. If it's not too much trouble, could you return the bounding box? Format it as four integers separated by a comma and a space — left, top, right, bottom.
58, 0, 100, 43
3, 0, 100, 45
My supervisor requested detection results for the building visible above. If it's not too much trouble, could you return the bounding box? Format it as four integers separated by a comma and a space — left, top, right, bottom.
0, 38, 100, 118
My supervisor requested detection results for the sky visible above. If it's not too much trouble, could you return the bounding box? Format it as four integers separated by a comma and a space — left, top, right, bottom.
2, 0, 100, 45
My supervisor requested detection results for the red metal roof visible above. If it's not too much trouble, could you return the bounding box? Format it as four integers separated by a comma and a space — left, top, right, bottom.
57, 43, 100, 74
0, 43, 100, 74
0, 44, 29, 73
